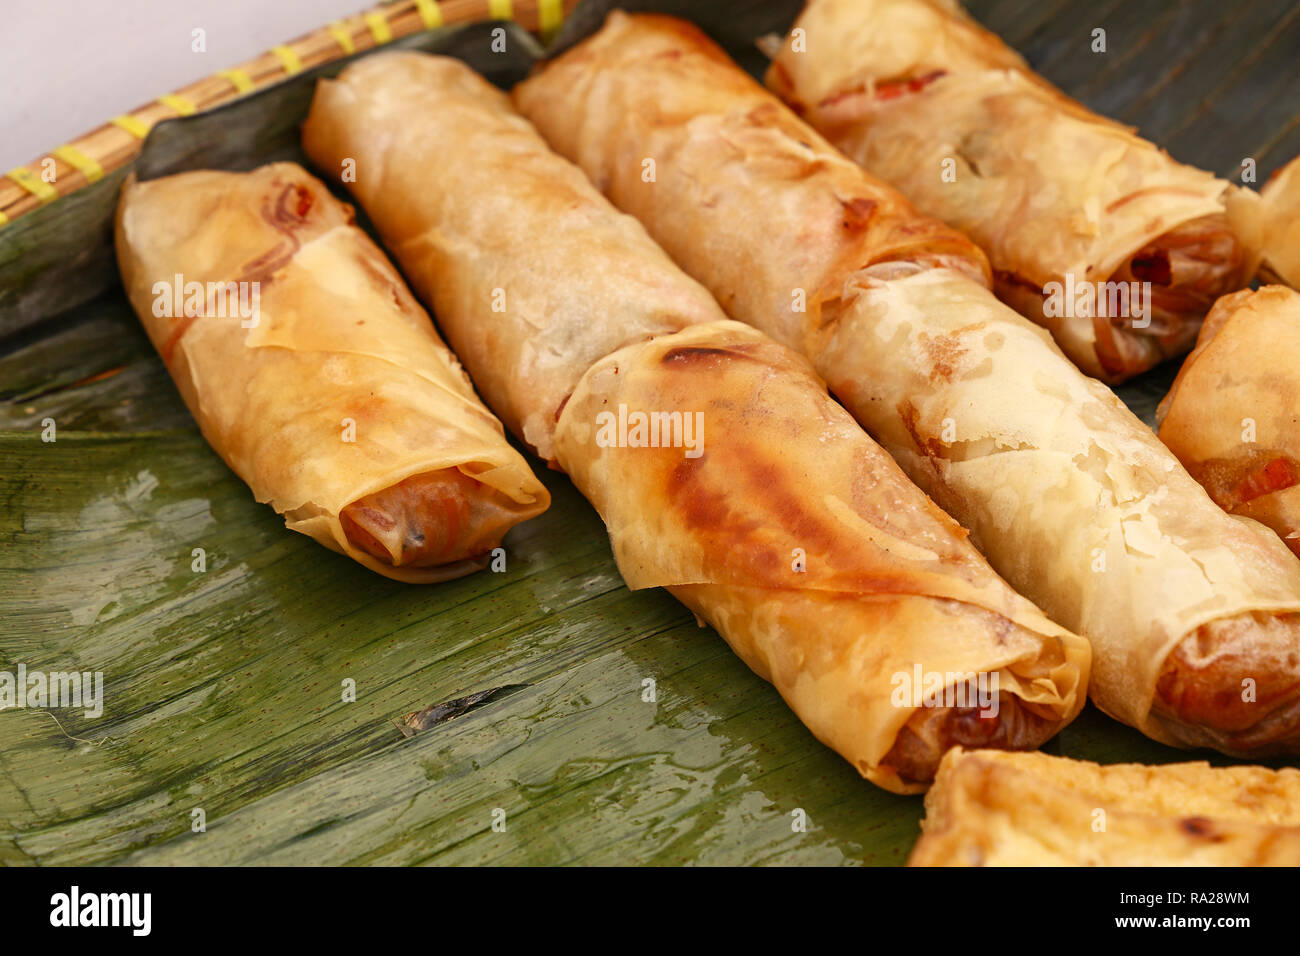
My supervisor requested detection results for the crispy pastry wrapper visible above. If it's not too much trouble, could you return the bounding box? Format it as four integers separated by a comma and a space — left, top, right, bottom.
516, 11, 1300, 755
910, 748, 1300, 865
301, 52, 722, 466
1158, 286, 1300, 561
1260, 155, 1300, 288
515, 12, 994, 360
556, 320, 1088, 793
304, 51, 1088, 792
833, 271, 1300, 755
115, 164, 549, 582
765, 0, 1258, 383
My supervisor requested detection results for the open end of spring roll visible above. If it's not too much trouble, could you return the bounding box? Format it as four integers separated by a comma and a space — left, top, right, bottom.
515, 11, 1300, 756
339, 468, 532, 570
1260, 155, 1300, 288
988, 211, 1249, 383
115, 164, 549, 582
910, 748, 1300, 866
673, 584, 1073, 788
885, 680, 1063, 786
303, 51, 1088, 791
1091, 214, 1245, 378
558, 321, 1088, 793
765, 0, 1257, 383
1153, 611, 1300, 756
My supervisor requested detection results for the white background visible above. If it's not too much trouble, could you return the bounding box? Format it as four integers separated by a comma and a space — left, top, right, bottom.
2, 0, 368, 169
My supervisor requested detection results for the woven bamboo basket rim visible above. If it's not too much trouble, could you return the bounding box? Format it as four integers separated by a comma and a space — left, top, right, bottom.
0, 0, 577, 229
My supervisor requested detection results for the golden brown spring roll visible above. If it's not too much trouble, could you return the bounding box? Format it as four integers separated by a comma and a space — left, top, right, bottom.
1260, 155, 1300, 288
910, 748, 1300, 866
303, 55, 719, 466
765, 0, 1259, 383
115, 164, 549, 582
1158, 286, 1300, 561
515, 11, 1300, 757
302, 51, 1089, 792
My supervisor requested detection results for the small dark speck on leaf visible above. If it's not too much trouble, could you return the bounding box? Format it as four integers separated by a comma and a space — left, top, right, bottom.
396, 683, 530, 737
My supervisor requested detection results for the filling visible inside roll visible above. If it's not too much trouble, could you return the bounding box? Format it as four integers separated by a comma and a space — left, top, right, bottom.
766, 0, 1253, 383
1080, 216, 1240, 378
987, 214, 1245, 380
880, 608, 1078, 786
1179, 449, 1300, 515
885, 690, 1061, 787
1112, 214, 1244, 334
340, 469, 525, 569
1153, 610, 1300, 756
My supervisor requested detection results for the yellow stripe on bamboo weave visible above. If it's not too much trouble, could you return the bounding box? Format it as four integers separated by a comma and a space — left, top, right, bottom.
5, 167, 58, 203
111, 114, 151, 138
327, 21, 357, 53
218, 68, 255, 93
414, 0, 443, 29
51, 145, 104, 183
539, 0, 563, 37
157, 94, 197, 116
364, 12, 393, 44
271, 45, 303, 74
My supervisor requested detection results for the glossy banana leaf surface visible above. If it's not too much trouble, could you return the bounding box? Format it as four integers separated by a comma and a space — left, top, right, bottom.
3, 0, 1298, 865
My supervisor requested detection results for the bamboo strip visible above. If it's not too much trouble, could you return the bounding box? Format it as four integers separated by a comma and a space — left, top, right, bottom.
0, 0, 576, 229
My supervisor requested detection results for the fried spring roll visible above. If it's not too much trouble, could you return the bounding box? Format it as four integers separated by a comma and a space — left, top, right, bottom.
1158, 286, 1300, 560
910, 748, 1300, 866
514, 11, 1300, 756
765, 0, 1259, 383
1260, 155, 1300, 288
302, 51, 1089, 792
115, 165, 549, 582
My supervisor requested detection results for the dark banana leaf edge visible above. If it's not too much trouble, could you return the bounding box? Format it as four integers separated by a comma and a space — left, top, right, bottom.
1, 0, 1292, 866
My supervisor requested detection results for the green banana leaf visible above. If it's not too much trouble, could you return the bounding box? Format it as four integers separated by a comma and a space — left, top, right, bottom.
3, 0, 1298, 866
